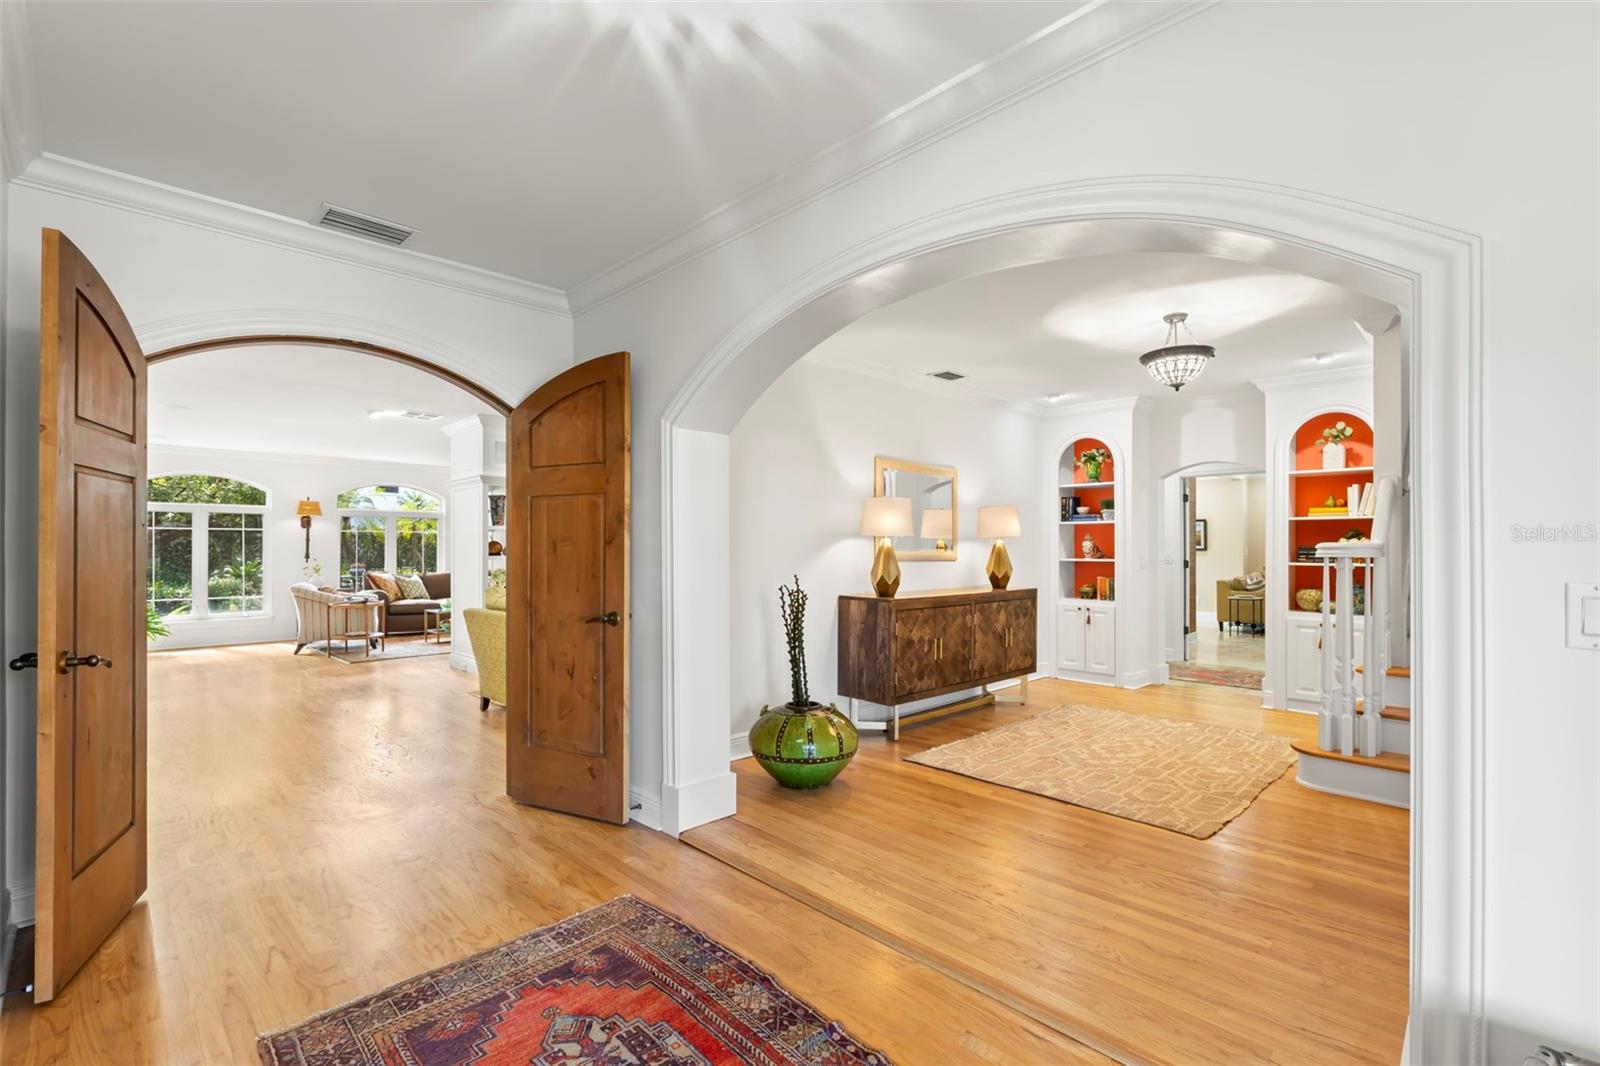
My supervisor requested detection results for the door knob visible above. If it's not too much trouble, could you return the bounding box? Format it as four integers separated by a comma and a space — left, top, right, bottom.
8, 652, 37, 671
584, 612, 620, 627
59, 653, 113, 673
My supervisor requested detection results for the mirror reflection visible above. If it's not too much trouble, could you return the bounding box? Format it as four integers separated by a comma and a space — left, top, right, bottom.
875, 457, 957, 561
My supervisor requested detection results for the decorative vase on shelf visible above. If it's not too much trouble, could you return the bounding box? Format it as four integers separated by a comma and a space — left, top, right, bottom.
1085, 460, 1102, 482
751, 577, 857, 789
1321, 442, 1347, 469
488, 494, 507, 526
1080, 532, 1096, 557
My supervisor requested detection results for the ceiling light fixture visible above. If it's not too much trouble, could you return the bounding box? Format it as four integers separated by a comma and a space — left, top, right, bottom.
1138, 312, 1215, 392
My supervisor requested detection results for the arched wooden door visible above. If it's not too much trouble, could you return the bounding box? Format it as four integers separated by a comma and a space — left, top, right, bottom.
505, 352, 630, 823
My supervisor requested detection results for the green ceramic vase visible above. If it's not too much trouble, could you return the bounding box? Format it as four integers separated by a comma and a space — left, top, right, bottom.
750, 703, 858, 789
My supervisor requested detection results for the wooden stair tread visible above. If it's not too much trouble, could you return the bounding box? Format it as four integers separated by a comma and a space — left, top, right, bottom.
1290, 739, 1410, 772
1354, 699, 1411, 721
1353, 665, 1412, 678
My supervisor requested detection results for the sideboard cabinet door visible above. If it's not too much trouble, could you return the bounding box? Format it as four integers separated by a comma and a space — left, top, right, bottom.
971, 600, 1010, 678
1004, 600, 1036, 675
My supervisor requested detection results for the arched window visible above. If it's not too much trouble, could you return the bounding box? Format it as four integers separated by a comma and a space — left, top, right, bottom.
337, 485, 444, 579
146, 474, 269, 619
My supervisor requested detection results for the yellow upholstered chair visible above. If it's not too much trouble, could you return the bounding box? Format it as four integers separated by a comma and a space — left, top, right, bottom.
464, 587, 507, 711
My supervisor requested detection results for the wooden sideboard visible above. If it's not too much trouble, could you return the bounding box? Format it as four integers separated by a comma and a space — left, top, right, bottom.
837, 586, 1037, 739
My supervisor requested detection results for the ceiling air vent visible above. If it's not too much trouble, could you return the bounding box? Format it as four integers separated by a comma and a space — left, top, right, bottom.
927, 370, 966, 382
315, 203, 416, 246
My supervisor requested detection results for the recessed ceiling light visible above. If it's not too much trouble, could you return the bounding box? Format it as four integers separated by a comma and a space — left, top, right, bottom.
1044, 393, 1071, 404
1310, 351, 1335, 364
368, 409, 442, 422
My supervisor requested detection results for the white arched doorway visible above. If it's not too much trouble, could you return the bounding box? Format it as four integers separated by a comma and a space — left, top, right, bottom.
659, 176, 1482, 1062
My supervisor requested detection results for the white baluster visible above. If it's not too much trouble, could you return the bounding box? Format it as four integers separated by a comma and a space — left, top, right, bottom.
1318, 557, 1336, 750
1360, 555, 1382, 756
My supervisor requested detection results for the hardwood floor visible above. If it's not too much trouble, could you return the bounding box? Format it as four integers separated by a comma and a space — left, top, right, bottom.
684, 679, 1410, 1065
0, 644, 1106, 1065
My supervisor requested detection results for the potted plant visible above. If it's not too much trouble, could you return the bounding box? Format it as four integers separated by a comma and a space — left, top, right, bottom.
748, 576, 858, 789
1100, 499, 1115, 521
1077, 446, 1111, 482
1320, 420, 1355, 469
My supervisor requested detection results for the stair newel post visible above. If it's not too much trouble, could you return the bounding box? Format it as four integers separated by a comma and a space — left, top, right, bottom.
1336, 555, 1357, 756
1360, 554, 1383, 757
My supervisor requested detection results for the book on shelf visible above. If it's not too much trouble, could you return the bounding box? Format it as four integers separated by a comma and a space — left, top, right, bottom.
1306, 506, 1348, 516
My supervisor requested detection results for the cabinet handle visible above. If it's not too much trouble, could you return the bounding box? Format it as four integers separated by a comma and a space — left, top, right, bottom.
1086, 611, 1092, 627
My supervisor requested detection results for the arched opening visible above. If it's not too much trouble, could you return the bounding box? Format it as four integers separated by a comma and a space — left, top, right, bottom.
148, 334, 513, 416
658, 178, 1481, 1061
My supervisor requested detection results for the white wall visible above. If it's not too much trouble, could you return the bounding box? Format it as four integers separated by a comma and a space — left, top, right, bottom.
1193, 477, 1250, 618
146, 445, 450, 650
729, 361, 1042, 740
2, 173, 571, 937
572, 4, 1599, 1058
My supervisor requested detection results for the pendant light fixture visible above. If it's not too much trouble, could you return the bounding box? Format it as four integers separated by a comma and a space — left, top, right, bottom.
1138, 311, 1215, 391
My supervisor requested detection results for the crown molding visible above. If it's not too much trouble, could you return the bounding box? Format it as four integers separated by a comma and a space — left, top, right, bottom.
1251, 365, 1374, 395
14, 153, 572, 317
568, 0, 1217, 315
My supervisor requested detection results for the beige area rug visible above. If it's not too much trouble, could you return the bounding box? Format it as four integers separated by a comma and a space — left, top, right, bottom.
906, 704, 1294, 838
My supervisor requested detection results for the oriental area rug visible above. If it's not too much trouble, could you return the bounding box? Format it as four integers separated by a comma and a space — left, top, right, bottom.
1165, 661, 1266, 690
907, 704, 1293, 839
257, 896, 890, 1066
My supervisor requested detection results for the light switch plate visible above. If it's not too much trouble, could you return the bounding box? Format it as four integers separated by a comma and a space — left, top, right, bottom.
1565, 582, 1600, 650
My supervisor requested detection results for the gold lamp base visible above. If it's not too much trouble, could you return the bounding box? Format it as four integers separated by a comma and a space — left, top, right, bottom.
870, 537, 902, 598
985, 539, 1013, 590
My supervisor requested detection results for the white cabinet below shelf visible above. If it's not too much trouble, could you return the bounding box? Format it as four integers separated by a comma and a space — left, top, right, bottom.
1284, 612, 1365, 708
1056, 601, 1115, 679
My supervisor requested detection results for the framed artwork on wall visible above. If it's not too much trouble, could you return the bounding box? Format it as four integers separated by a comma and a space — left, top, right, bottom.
1193, 518, 1209, 551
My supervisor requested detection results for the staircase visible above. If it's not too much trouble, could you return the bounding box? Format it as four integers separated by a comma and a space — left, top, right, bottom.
1290, 476, 1411, 808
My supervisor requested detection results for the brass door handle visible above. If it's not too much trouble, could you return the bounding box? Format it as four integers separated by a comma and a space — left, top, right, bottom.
60, 653, 113, 673
584, 612, 620, 626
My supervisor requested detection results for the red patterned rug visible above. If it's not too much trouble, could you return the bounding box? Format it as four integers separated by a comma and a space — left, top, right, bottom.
257, 896, 889, 1066
1167, 662, 1265, 690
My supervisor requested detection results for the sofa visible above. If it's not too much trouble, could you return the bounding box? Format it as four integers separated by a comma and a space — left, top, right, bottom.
289, 583, 384, 653
463, 585, 507, 711
362, 571, 450, 634
1216, 572, 1266, 633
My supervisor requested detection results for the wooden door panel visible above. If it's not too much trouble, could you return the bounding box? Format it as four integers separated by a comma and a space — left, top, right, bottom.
507, 352, 630, 824
71, 469, 138, 872
971, 602, 1008, 677
530, 493, 606, 756
1004, 601, 1037, 674
892, 608, 943, 697
529, 382, 605, 467
37, 229, 148, 1001
935, 606, 973, 689
73, 296, 137, 439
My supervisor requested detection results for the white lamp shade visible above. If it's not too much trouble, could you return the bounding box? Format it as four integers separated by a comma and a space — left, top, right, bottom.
860, 497, 913, 537
977, 505, 1022, 539
919, 508, 953, 539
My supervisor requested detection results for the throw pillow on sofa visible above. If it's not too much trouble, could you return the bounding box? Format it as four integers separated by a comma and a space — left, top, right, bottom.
366, 571, 402, 600
396, 573, 430, 600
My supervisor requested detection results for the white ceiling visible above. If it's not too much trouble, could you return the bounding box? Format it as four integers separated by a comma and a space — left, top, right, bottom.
149, 345, 499, 465
26, 1, 1083, 289
801, 252, 1398, 408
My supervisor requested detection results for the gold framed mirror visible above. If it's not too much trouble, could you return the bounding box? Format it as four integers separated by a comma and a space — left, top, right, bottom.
874, 456, 958, 561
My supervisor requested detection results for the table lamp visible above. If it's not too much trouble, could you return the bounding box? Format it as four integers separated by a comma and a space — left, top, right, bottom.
860, 497, 913, 597
977, 505, 1021, 589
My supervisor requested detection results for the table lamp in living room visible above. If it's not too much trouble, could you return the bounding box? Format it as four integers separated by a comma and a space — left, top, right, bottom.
860, 497, 912, 598
977, 505, 1021, 589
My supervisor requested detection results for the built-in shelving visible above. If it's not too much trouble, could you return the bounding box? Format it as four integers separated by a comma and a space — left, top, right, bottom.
1058, 438, 1116, 603
1288, 412, 1374, 610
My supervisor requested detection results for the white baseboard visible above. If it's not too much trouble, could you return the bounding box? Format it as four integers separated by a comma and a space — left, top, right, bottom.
628, 787, 663, 832
662, 772, 737, 837
1197, 610, 1218, 626
448, 649, 478, 674
729, 730, 752, 761
7, 880, 34, 927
